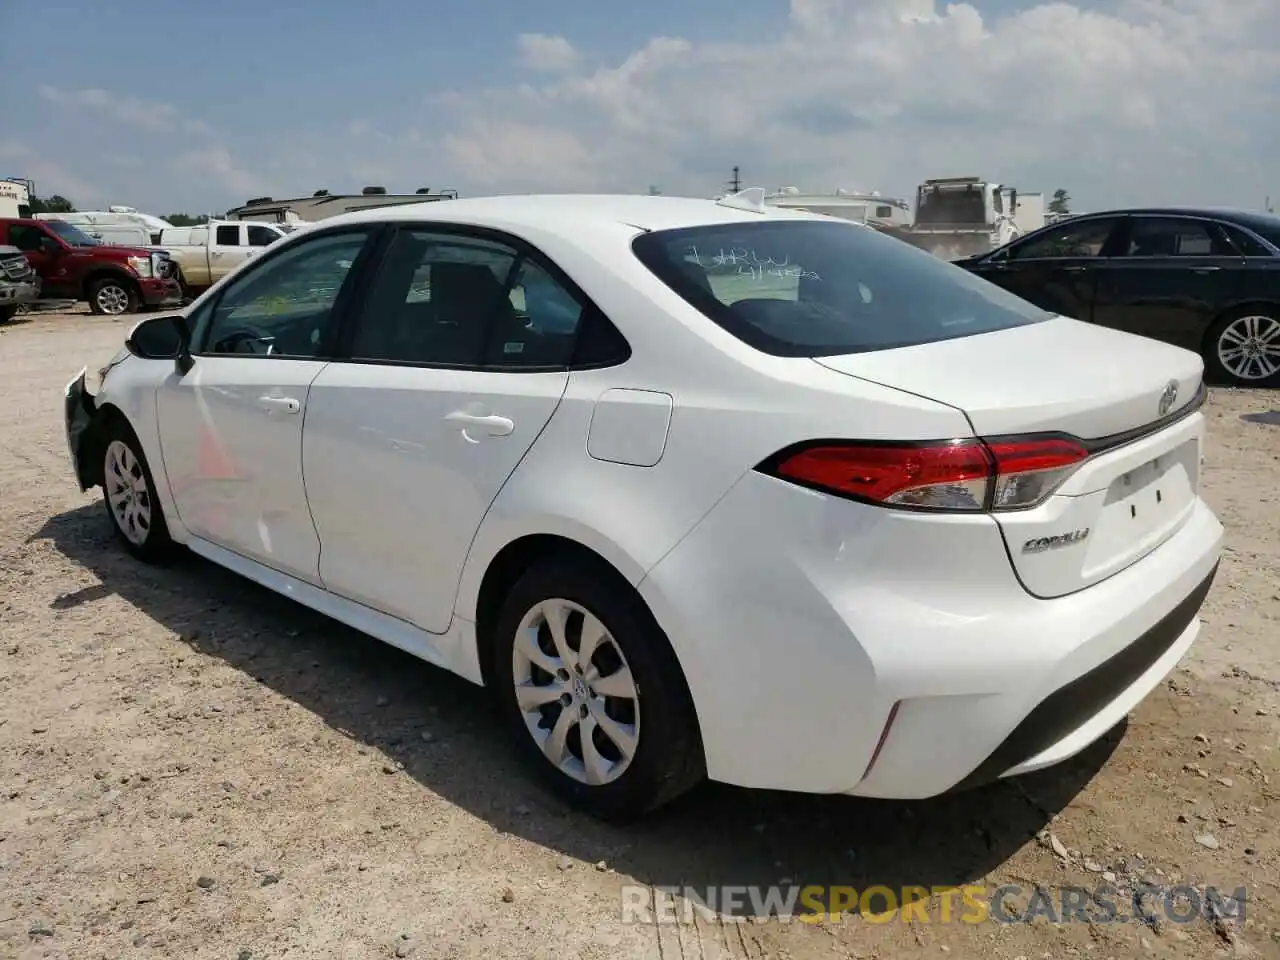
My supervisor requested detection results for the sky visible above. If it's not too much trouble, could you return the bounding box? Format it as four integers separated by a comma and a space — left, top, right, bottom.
1, 0, 1277, 216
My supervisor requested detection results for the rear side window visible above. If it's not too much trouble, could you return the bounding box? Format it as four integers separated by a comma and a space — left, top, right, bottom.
215, 225, 241, 246
1220, 223, 1274, 258
631, 220, 1050, 357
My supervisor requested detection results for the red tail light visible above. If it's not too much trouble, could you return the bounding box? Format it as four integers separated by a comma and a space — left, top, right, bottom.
760, 436, 1089, 512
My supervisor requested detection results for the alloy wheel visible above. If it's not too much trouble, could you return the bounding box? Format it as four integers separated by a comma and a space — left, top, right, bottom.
511, 598, 641, 786
104, 440, 151, 546
1217, 314, 1280, 382
95, 284, 131, 316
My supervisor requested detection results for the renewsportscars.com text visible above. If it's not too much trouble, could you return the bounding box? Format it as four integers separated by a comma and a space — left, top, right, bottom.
621, 883, 1247, 925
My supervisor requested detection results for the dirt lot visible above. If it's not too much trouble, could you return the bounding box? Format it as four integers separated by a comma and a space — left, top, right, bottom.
2, 309, 1279, 960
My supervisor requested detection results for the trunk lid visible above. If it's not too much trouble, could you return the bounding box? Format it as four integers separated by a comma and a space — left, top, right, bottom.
814, 316, 1202, 439
815, 316, 1206, 597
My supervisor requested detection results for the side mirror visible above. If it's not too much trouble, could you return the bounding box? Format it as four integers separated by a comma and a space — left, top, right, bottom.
125, 314, 189, 366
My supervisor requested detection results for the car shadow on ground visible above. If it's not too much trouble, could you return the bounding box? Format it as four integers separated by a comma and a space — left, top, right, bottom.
33, 503, 1122, 918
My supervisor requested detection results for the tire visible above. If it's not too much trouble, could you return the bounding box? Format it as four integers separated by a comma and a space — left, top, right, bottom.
491, 555, 705, 821
88, 277, 139, 318
1203, 307, 1280, 387
100, 417, 174, 563
0, 305, 14, 324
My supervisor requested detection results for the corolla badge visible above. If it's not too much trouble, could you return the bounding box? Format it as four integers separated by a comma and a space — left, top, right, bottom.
1022, 529, 1090, 553
1158, 380, 1179, 417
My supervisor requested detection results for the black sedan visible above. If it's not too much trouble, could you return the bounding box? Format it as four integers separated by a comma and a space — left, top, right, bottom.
955, 207, 1280, 386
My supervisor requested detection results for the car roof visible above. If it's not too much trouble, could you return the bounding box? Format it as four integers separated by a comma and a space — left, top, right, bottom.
1069, 206, 1280, 227
327, 193, 831, 235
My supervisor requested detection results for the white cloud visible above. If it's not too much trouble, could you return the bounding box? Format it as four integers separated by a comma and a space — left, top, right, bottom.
174, 147, 268, 199
517, 33, 580, 72
438, 0, 1280, 208
0, 139, 103, 204
13, 1, 1280, 212
38, 85, 210, 137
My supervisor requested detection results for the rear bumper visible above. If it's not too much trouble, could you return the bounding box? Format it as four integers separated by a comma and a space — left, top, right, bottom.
950, 560, 1216, 792
638, 470, 1224, 797
139, 277, 183, 306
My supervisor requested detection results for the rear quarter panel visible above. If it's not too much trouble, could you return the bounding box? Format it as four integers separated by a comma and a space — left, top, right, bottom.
452, 218, 976, 622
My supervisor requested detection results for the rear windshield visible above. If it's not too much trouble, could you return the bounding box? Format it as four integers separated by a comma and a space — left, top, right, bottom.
631, 219, 1050, 357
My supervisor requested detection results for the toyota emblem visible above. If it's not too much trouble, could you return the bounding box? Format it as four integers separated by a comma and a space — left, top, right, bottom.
1158, 380, 1179, 417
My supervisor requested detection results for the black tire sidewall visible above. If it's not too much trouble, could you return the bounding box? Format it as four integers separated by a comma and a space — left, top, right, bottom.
1205, 308, 1280, 387
101, 419, 173, 562
491, 557, 704, 820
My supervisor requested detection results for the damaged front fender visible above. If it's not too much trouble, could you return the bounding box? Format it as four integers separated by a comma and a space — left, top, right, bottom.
64, 367, 101, 491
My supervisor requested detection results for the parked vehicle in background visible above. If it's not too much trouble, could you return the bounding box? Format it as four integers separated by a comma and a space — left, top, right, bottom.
0, 244, 40, 321
1, 179, 33, 219
956, 207, 1280, 386
84, 224, 153, 246
762, 187, 914, 230
61, 192, 1221, 820
0, 218, 181, 316
155, 220, 290, 295
904, 177, 1045, 260
36, 208, 174, 244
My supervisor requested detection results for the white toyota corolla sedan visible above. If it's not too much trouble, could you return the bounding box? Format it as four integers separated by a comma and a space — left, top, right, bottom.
63, 191, 1224, 820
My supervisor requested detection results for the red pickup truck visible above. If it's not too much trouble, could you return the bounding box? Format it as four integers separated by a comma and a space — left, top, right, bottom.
0, 218, 182, 316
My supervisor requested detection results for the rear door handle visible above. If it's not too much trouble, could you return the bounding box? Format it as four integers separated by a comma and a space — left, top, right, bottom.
257, 395, 300, 414
1061, 265, 1088, 273
444, 411, 514, 437
1192, 265, 1221, 273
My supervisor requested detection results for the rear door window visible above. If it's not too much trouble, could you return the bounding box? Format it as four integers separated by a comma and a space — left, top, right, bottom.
1122, 217, 1234, 257
632, 219, 1050, 358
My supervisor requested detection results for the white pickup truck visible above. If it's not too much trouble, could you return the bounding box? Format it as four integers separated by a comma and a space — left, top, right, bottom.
155, 220, 294, 295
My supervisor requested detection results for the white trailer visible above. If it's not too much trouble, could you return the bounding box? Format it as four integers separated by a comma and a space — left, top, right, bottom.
0, 179, 31, 219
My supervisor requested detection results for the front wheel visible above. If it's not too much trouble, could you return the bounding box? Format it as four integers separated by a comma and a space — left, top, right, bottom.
491, 556, 705, 821
88, 278, 139, 318
101, 420, 174, 562
1205, 308, 1280, 386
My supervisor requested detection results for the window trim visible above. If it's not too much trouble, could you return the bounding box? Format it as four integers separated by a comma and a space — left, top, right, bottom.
1002, 214, 1127, 262
1114, 215, 1243, 260
330, 220, 630, 374
189, 223, 385, 360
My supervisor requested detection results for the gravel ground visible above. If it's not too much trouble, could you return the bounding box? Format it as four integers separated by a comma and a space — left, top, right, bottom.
2, 309, 1279, 960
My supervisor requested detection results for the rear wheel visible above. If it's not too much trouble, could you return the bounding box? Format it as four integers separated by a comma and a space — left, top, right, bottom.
101, 419, 173, 562
1205, 308, 1280, 386
88, 278, 138, 318
0, 305, 14, 324
491, 556, 704, 821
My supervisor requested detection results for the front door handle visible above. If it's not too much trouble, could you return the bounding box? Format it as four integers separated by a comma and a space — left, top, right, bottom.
258, 395, 300, 414
444, 411, 514, 437
1061, 265, 1087, 273
1192, 265, 1221, 273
